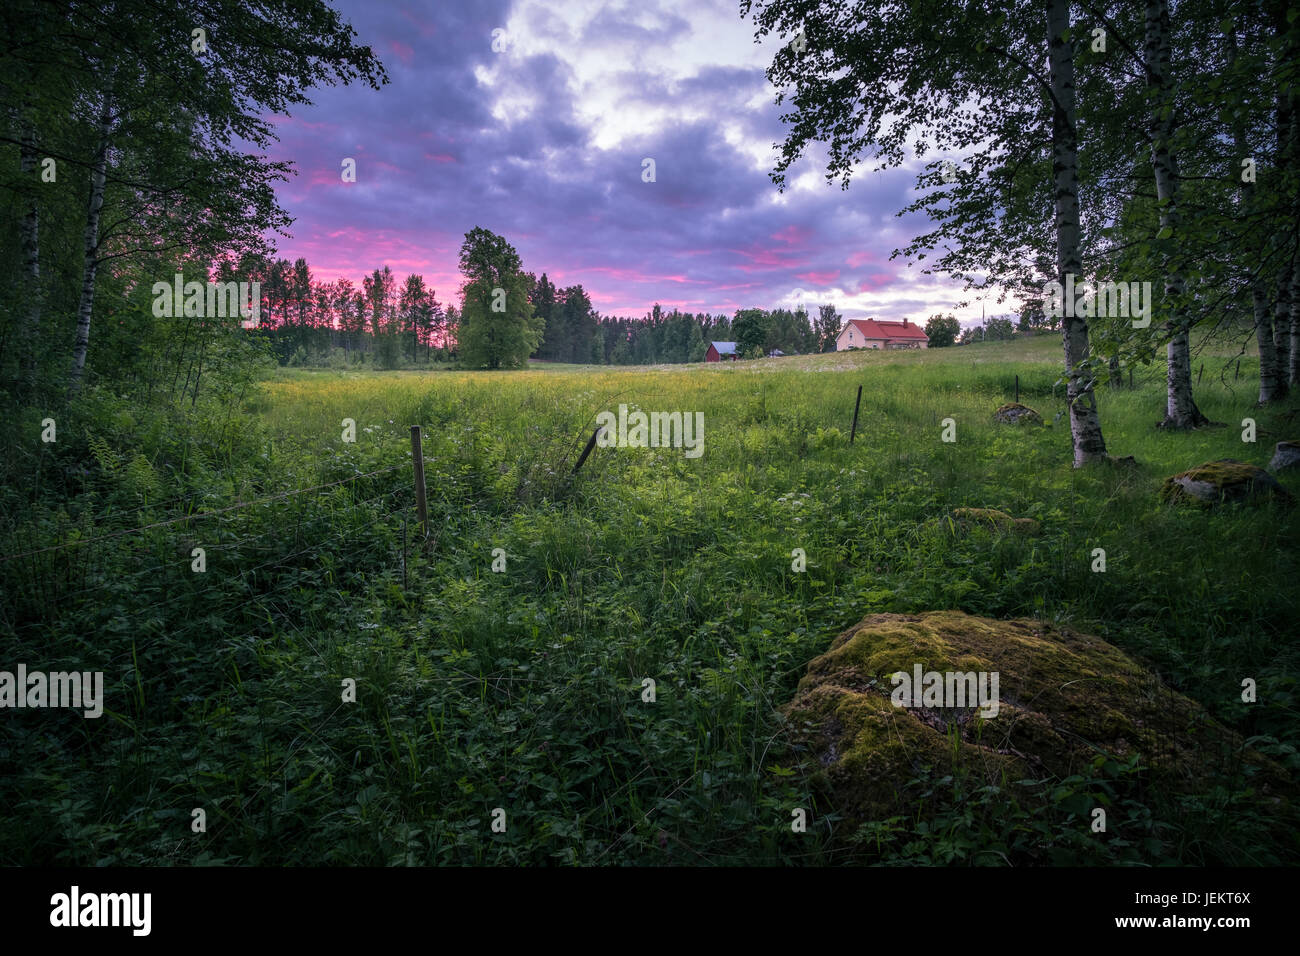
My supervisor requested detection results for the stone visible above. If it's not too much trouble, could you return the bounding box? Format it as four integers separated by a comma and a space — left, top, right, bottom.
949, 506, 1041, 535
1269, 440, 1300, 473
1159, 459, 1292, 506
782, 611, 1290, 838
993, 402, 1043, 425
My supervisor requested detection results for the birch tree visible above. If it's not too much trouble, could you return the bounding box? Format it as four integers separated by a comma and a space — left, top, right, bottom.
1224, 21, 1285, 403
1081, 0, 1298, 405
3, 0, 387, 397
744, 0, 1110, 464
1143, 0, 1209, 427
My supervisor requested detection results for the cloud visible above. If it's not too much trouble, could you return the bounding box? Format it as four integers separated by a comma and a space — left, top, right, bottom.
260, 0, 1007, 323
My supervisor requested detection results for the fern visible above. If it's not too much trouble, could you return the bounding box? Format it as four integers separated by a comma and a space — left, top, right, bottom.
124, 454, 158, 498
86, 433, 120, 476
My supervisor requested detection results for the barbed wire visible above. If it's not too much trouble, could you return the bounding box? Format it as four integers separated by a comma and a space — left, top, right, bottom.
3, 483, 417, 772
0, 444, 593, 622
0, 464, 408, 565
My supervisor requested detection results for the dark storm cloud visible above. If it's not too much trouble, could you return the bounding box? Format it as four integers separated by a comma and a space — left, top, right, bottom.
263, 0, 970, 320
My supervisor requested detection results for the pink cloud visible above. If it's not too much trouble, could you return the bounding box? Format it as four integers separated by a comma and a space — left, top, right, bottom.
846, 250, 878, 267
399, 8, 438, 39
298, 157, 403, 189
856, 272, 897, 293
272, 225, 463, 294
390, 40, 414, 65
728, 244, 809, 271
304, 167, 348, 187
770, 224, 811, 244
795, 270, 839, 286
581, 265, 699, 285
272, 115, 339, 133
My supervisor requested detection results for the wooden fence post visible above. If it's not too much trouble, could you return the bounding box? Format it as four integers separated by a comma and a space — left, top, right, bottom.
1015, 374, 1019, 404
573, 425, 604, 474
410, 425, 428, 538
850, 385, 863, 444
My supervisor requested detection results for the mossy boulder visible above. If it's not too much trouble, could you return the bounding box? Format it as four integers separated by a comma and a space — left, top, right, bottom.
1159, 459, 1292, 506
1270, 440, 1300, 473
993, 402, 1043, 425
949, 506, 1041, 535
783, 611, 1288, 831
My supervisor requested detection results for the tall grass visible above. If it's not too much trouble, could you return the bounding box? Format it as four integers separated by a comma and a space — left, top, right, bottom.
4, 337, 1297, 864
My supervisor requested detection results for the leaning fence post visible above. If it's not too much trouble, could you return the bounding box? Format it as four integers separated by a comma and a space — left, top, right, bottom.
410, 425, 428, 538
849, 384, 863, 444
573, 425, 604, 474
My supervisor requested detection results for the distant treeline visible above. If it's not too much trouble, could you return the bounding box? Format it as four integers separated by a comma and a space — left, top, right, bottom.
227, 254, 846, 367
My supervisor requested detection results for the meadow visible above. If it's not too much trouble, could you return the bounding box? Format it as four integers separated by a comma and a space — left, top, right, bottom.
4, 335, 1298, 865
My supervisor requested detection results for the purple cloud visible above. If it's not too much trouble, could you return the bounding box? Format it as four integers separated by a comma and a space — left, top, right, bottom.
261, 0, 989, 322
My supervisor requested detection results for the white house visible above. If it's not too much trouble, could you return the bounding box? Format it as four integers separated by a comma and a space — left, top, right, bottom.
835, 318, 929, 350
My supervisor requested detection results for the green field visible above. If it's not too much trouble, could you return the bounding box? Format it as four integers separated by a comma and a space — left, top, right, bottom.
5, 337, 1298, 865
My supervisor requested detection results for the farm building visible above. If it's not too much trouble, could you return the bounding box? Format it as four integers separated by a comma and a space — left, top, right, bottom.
835, 318, 929, 350
705, 341, 739, 362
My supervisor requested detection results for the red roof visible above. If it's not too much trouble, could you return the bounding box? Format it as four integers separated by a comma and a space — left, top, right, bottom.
845, 319, 929, 341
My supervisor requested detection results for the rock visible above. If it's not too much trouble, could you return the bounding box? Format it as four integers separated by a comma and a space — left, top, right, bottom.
1159, 459, 1292, 506
993, 402, 1043, 425
782, 611, 1289, 834
949, 507, 1041, 535
1269, 440, 1300, 473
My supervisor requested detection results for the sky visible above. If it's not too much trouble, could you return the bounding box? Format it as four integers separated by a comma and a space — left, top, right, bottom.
264, 0, 1009, 326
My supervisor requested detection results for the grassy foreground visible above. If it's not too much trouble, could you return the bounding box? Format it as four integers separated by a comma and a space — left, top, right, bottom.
4, 336, 1298, 864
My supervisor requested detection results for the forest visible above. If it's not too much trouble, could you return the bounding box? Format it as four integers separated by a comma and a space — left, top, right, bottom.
172, 250, 846, 369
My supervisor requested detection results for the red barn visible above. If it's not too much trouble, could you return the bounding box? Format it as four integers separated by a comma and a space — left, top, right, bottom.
705, 341, 739, 362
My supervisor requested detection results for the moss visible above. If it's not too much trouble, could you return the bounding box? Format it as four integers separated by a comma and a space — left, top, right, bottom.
950, 507, 1041, 535
1172, 459, 1263, 485
784, 611, 1290, 832
1160, 458, 1292, 505
993, 402, 1043, 425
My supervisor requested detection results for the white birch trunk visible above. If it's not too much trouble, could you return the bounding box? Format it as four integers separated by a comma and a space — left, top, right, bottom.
1229, 28, 1285, 403
67, 89, 113, 394
1276, 261, 1292, 385
1048, 0, 1107, 464
1274, 80, 1294, 385
1290, 257, 1300, 386
1289, 82, 1300, 387
1147, 0, 1207, 428
1254, 281, 1283, 402
19, 116, 41, 394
